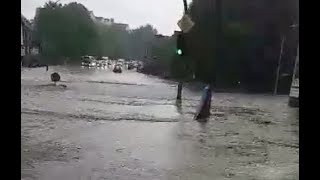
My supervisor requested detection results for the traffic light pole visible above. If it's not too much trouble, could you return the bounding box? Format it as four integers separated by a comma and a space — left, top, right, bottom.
274, 36, 285, 95
176, 0, 189, 101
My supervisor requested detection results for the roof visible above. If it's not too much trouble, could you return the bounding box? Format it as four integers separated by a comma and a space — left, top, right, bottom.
155, 34, 169, 38
113, 23, 129, 29
21, 14, 32, 30
115, 23, 128, 26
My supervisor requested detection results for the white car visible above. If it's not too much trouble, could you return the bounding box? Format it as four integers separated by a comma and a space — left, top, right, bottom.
81, 56, 95, 66
90, 60, 98, 67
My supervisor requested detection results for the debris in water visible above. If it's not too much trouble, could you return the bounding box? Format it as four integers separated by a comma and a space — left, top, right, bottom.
212, 112, 225, 117
226, 145, 234, 149
59, 84, 67, 88
51, 72, 61, 83
72, 156, 80, 160
116, 148, 125, 152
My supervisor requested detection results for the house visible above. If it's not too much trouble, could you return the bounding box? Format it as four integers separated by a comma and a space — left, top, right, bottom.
21, 14, 33, 58
21, 14, 40, 59
112, 23, 129, 31
21, 24, 24, 57
89, 11, 128, 31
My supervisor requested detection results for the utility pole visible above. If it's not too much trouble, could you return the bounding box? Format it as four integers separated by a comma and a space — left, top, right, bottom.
274, 36, 286, 95
214, 0, 222, 87
290, 24, 299, 83
183, 0, 188, 13
292, 44, 299, 81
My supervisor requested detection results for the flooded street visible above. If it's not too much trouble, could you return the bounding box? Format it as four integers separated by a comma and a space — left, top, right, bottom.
21, 66, 299, 180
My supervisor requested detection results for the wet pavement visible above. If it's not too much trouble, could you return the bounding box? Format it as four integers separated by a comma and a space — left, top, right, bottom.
21, 66, 299, 180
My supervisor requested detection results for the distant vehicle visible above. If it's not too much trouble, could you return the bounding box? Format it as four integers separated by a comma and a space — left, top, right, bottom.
90, 60, 98, 67
127, 63, 135, 70
95, 59, 106, 67
100, 60, 108, 66
136, 62, 144, 72
115, 60, 123, 67
113, 64, 122, 73
117, 59, 125, 64
107, 60, 112, 66
81, 56, 95, 66
96, 61, 103, 67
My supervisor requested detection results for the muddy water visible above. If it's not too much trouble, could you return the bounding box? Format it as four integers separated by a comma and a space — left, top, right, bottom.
21, 66, 298, 180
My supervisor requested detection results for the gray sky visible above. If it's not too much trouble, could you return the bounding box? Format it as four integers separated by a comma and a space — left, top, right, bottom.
21, 0, 184, 35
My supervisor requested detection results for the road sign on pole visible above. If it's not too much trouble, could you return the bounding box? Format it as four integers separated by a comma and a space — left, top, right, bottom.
177, 14, 194, 33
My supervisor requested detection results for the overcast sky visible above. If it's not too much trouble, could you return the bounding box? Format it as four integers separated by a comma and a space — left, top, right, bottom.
21, 0, 184, 35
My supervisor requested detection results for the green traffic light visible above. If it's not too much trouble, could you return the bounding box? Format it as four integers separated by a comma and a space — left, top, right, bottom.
176, 49, 182, 55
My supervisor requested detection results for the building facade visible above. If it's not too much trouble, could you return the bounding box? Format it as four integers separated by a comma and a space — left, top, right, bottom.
89, 11, 128, 31
21, 24, 24, 56
21, 14, 32, 57
21, 14, 39, 58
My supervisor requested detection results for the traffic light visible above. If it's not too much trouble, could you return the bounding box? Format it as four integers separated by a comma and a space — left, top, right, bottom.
176, 32, 186, 56
176, 49, 183, 55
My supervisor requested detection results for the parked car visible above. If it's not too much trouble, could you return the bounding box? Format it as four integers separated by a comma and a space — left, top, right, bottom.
117, 59, 125, 65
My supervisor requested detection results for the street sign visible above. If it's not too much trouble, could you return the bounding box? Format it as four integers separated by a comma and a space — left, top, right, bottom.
177, 14, 194, 33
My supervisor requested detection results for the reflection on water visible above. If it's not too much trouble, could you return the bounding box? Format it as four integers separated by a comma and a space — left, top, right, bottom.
175, 99, 182, 115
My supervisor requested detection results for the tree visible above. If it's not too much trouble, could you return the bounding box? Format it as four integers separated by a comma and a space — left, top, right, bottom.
182, 0, 298, 92
33, 1, 98, 64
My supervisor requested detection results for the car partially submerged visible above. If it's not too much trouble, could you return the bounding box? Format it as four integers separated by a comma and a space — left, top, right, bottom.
113, 64, 122, 73
127, 63, 135, 70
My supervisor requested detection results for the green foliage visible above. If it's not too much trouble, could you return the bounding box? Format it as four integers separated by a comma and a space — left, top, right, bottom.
181, 0, 299, 92
34, 1, 98, 63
